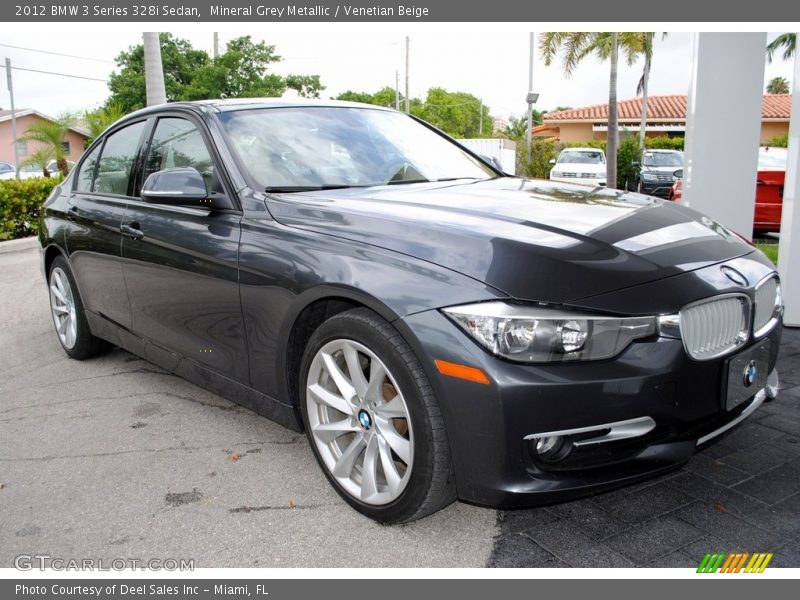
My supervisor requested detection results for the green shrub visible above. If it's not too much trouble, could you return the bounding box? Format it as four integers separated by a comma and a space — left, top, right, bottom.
0, 178, 59, 241
645, 136, 684, 150
616, 137, 642, 189
767, 133, 788, 148
517, 138, 558, 179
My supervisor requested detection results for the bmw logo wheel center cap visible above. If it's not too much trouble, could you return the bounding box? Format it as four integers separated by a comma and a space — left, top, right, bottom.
743, 360, 758, 387
357, 409, 373, 430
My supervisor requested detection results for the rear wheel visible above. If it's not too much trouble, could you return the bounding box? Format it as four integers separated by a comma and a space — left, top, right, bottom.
299, 308, 455, 523
48, 256, 109, 360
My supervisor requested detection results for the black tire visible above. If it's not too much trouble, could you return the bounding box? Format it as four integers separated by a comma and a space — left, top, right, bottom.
299, 307, 456, 523
48, 255, 110, 360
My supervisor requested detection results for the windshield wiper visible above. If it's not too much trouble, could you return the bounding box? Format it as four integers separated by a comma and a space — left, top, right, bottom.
264, 185, 361, 193
386, 178, 431, 185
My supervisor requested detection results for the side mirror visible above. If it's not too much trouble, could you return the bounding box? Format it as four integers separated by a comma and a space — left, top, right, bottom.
673, 168, 683, 179
631, 161, 640, 167
549, 159, 556, 165
141, 167, 221, 208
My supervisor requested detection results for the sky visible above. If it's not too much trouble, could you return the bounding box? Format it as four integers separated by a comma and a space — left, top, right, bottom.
0, 26, 794, 121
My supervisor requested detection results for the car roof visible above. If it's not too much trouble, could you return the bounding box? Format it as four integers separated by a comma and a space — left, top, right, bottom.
562, 147, 603, 152
644, 149, 682, 153
123, 97, 396, 120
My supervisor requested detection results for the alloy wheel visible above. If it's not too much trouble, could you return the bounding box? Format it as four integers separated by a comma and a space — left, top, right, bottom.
305, 338, 414, 505
49, 266, 78, 349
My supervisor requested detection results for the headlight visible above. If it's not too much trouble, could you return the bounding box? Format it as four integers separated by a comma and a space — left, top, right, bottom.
443, 302, 656, 362
640, 171, 658, 182
550, 170, 563, 178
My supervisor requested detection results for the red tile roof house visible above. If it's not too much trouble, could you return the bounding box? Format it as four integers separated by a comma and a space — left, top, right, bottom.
0, 109, 90, 167
533, 94, 791, 144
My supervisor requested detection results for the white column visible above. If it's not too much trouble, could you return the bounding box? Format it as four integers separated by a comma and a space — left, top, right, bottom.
682, 33, 766, 240
777, 37, 800, 327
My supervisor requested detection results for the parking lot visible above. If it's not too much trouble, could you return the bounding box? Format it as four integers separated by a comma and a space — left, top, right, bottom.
1, 242, 799, 568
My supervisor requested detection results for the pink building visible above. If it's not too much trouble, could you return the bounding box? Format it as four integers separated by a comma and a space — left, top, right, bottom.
0, 109, 89, 166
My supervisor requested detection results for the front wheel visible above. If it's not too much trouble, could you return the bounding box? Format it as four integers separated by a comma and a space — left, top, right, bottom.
299, 308, 455, 523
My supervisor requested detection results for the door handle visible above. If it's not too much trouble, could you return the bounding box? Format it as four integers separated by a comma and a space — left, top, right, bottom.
120, 223, 144, 241
66, 205, 80, 221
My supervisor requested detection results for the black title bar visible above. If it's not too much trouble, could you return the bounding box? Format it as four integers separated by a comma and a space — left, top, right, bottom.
3, 0, 800, 22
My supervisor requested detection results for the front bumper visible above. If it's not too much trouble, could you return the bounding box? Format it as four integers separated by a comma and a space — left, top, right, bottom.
638, 179, 677, 199
398, 309, 782, 508
549, 175, 606, 187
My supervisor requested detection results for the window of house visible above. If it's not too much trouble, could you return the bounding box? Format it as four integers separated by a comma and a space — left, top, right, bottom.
15, 141, 27, 156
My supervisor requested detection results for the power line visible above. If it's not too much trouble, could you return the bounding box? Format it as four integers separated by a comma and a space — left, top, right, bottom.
0, 64, 108, 83
0, 42, 114, 64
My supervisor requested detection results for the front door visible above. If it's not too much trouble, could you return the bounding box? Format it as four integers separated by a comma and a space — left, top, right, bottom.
121, 116, 248, 383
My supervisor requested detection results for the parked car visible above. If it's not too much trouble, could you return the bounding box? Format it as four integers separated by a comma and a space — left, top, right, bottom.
625, 149, 684, 198
549, 147, 607, 186
669, 148, 786, 234
0, 161, 16, 180
39, 100, 782, 523
18, 160, 76, 180
754, 148, 787, 233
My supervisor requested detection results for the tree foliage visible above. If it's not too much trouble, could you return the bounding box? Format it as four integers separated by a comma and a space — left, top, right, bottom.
766, 76, 790, 94
84, 103, 127, 142
767, 33, 796, 63
106, 34, 324, 112
19, 113, 77, 177
336, 86, 491, 138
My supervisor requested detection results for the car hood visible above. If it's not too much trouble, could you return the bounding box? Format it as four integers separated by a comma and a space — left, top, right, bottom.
552, 162, 606, 174
642, 165, 682, 174
265, 178, 753, 304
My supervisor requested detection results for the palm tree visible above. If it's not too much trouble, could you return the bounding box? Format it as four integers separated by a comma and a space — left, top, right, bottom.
766, 33, 796, 63
766, 76, 790, 95
20, 148, 55, 178
19, 113, 77, 177
84, 103, 126, 142
539, 32, 641, 189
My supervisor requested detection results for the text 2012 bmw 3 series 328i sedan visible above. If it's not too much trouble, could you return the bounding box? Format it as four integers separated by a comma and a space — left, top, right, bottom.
38, 99, 783, 523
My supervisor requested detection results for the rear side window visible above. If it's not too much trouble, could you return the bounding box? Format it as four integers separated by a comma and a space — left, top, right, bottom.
93, 121, 146, 196
75, 144, 102, 192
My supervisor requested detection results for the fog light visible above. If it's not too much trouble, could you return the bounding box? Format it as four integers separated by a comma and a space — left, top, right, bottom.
533, 435, 572, 462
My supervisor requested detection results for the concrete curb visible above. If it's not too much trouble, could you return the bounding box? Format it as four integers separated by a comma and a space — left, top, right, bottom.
0, 236, 39, 255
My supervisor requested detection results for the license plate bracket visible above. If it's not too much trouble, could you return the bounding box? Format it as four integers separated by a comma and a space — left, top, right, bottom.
724, 341, 771, 411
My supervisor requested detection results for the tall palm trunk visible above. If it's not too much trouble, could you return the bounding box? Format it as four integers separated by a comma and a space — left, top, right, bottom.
143, 32, 167, 106
639, 53, 651, 148
606, 33, 619, 189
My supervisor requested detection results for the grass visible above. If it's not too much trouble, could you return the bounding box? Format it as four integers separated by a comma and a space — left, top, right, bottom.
754, 240, 779, 265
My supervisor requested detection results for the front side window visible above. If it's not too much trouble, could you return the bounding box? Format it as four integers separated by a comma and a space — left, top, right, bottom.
94, 121, 146, 196
144, 118, 215, 193
218, 107, 496, 190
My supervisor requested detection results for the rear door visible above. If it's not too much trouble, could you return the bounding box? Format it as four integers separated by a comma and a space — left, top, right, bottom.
65, 119, 149, 330
120, 114, 248, 383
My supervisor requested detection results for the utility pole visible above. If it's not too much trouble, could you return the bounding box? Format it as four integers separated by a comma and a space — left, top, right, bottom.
526, 32, 535, 164
5, 58, 20, 178
395, 70, 400, 110
143, 32, 167, 106
404, 36, 410, 113
213, 32, 219, 59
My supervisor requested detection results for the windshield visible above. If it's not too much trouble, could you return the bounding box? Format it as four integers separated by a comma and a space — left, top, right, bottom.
217, 106, 497, 190
758, 150, 787, 170
557, 150, 605, 165
642, 151, 683, 167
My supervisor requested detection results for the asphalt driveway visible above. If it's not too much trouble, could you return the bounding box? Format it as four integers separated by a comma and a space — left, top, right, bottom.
1, 242, 798, 568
